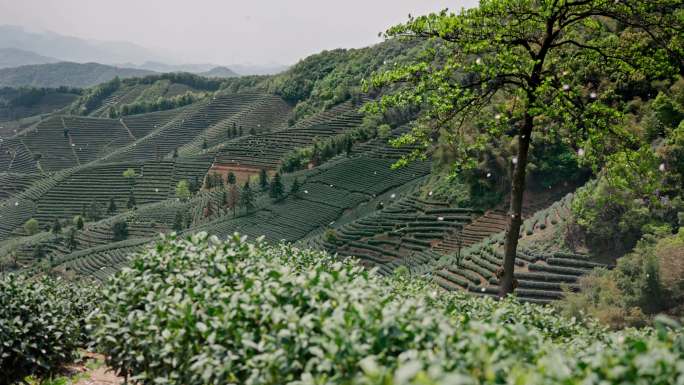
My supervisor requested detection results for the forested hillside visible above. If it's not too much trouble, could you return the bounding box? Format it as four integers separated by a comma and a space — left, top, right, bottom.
0, 62, 155, 88
0, 0, 683, 383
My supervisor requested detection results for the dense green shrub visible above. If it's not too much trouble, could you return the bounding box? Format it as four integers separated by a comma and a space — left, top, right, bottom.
91, 233, 684, 384
560, 228, 684, 328
0, 274, 95, 384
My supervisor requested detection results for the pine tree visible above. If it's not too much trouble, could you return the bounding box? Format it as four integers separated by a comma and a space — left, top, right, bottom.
259, 169, 269, 190
173, 147, 179, 158
240, 180, 255, 212
239, 125, 243, 136
249, 127, 256, 135
202, 138, 208, 150
290, 178, 301, 198
66, 228, 78, 251
74, 215, 84, 230
127, 190, 136, 210
270, 173, 284, 201
231, 126, 237, 138
51, 218, 62, 234
227, 171, 236, 185
345, 136, 353, 157
191, 176, 200, 193
107, 197, 117, 214
88, 200, 103, 221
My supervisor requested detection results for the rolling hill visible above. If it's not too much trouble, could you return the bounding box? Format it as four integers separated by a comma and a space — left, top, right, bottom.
0, 48, 58, 69
0, 62, 155, 88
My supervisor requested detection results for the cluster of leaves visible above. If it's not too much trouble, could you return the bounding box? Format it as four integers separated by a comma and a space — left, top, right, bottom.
90, 233, 684, 384
0, 274, 96, 384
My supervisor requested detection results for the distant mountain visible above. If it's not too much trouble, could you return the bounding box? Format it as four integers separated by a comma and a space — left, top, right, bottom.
122, 61, 218, 74
0, 48, 59, 69
0, 62, 155, 88
0, 25, 169, 65
199, 66, 239, 78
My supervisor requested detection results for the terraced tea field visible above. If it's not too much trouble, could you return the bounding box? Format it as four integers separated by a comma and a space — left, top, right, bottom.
321, 194, 482, 275
431, 193, 607, 304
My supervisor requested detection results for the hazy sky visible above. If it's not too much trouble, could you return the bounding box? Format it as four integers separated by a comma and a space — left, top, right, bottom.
0, 0, 478, 65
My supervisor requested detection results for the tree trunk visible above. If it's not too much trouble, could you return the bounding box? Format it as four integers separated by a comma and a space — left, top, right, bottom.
499, 112, 533, 297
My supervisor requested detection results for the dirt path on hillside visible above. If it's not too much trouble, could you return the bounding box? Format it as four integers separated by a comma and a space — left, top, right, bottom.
74, 366, 123, 385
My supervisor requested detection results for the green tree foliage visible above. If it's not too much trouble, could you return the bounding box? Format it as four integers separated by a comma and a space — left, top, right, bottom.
66, 228, 78, 251
73, 215, 84, 230
0, 275, 95, 384
112, 92, 206, 117
240, 180, 255, 212
290, 177, 301, 198
259, 169, 269, 190
176, 180, 191, 200
51, 218, 62, 234
127, 190, 137, 210
173, 211, 184, 232
107, 197, 117, 214
112, 221, 129, 242
269, 172, 285, 201
227, 171, 236, 185
229, 184, 240, 217
189, 176, 200, 194
73, 76, 121, 114
560, 228, 684, 328
87, 200, 103, 221
365, 0, 680, 296
123, 167, 137, 181
23, 218, 39, 235
280, 125, 377, 173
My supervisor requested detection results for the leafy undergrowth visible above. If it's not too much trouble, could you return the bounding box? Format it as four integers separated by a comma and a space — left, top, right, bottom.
89, 233, 684, 385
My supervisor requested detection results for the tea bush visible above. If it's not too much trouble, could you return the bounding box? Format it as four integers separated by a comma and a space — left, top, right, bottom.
0, 274, 95, 384
91, 233, 684, 385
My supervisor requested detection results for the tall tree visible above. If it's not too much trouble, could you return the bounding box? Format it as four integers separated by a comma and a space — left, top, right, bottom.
127, 190, 136, 210
87, 200, 103, 221
229, 184, 240, 217
107, 197, 117, 214
51, 219, 62, 234
74, 215, 84, 230
66, 228, 78, 251
173, 211, 184, 232
270, 173, 285, 201
366, 0, 680, 296
290, 177, 301, 198
259, 169, 269, 190
240, 180, 255, 213
176, 180, 192, 200
227, 171, 237, 185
